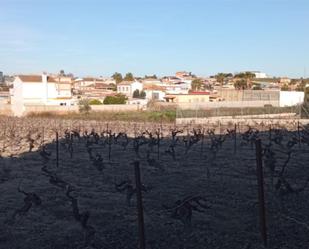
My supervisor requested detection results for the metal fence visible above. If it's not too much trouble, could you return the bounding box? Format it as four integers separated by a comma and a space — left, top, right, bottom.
176, 102, 303, 124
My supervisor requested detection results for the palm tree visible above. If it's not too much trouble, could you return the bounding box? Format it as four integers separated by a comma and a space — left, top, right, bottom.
234, 72, 256, 89
215, 73, 226, 87
191, 78, 203, 91
215, 73, 233, 88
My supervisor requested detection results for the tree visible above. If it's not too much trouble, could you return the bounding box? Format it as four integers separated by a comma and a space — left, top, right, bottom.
144, 74, 157, 79
234, 72, 256, 88
281, 84, 289, 91
133, 89, 146, 99
124, 72, 134, 81
89, 99, 102, 105
295, 79, 307, 92
59, 69, 65, 76
191, 78, 204, 91
78, 99, 91, 114
290, 79, 298, 85
109, 83, 117, 91
112, 72, 123, 84
234, 79, 247, 90
140, 90, 146, 99
133, 89, 140, 98
214, 73, 231, 86
103, 94, 127, 104
215, 73, 225, 86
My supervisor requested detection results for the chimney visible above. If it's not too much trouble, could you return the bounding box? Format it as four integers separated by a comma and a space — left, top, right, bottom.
42, 72, 48, 104
42, 72, 48, 83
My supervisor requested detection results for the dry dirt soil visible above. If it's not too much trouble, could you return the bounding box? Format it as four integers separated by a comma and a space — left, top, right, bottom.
0, 118, 309, 249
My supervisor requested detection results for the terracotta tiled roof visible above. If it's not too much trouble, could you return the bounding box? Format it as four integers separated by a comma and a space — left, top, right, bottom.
118, 81, 134, 86
95, 83, 113, 89
54, 97, 72, 100
143, 78, 160, 81
82, 77, 105, 82
164, 95, 176, 99
18, 75, 56, 83
83, 77, 95, 81
143, 85, 165, 91
189, 91, 210, 95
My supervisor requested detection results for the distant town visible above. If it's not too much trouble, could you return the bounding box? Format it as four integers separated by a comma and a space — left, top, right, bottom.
0, 70, 308, 116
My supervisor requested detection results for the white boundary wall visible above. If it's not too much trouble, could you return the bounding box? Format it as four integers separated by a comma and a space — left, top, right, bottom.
9, 104, 142, 116
175, 100, 279, 110
176, 115, 309, 126
279, 91, 304, 107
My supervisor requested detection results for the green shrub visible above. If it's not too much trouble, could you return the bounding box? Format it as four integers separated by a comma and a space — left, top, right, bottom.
89, 99, 102, 105
133, 89, 140, 98
140, 90, 146, 99
103, 94, 127, 104
133, 89, 146, 99
78, 99, 91, 113
146, 110, 176, 122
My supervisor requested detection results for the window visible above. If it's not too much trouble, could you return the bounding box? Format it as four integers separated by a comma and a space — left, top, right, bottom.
152, 92, 159, 100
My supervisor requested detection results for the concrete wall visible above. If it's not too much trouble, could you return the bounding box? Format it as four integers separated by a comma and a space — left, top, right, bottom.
175, 100, 279, 110
279, 91, 304, 107
176, 115, 309, 127
217, 89, 280, 101
217, 89, 244, 101
24, 105, 78, 114
214, 90, 305, 107
10, 78, 25, 116
13, 104, 142, 116
174, 94, 210, 104
243, 90, 279, 101
91, 104, 141, 112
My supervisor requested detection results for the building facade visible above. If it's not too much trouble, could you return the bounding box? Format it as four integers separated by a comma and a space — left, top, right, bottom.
117, 81, 143, 97
165, 92, 210, 103
10, 73, 73, 116
143, 85, 166, 101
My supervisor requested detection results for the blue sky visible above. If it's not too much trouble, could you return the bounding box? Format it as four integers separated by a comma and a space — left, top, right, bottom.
1, 0, 308, 78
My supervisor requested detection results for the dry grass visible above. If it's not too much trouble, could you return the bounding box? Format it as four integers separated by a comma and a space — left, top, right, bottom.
26, 110, 177, 123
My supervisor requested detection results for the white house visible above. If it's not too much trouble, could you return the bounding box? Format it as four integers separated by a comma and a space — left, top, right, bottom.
10, 73, 73, 116
117, 81, 143, 97
142, 78, 162, 86
143, 85, 166, 101
73, 77, 108, 90
240, 71, 268, 79
165, 82, 190, 94
161, 76, 182, 84
253, 71, 267, 78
